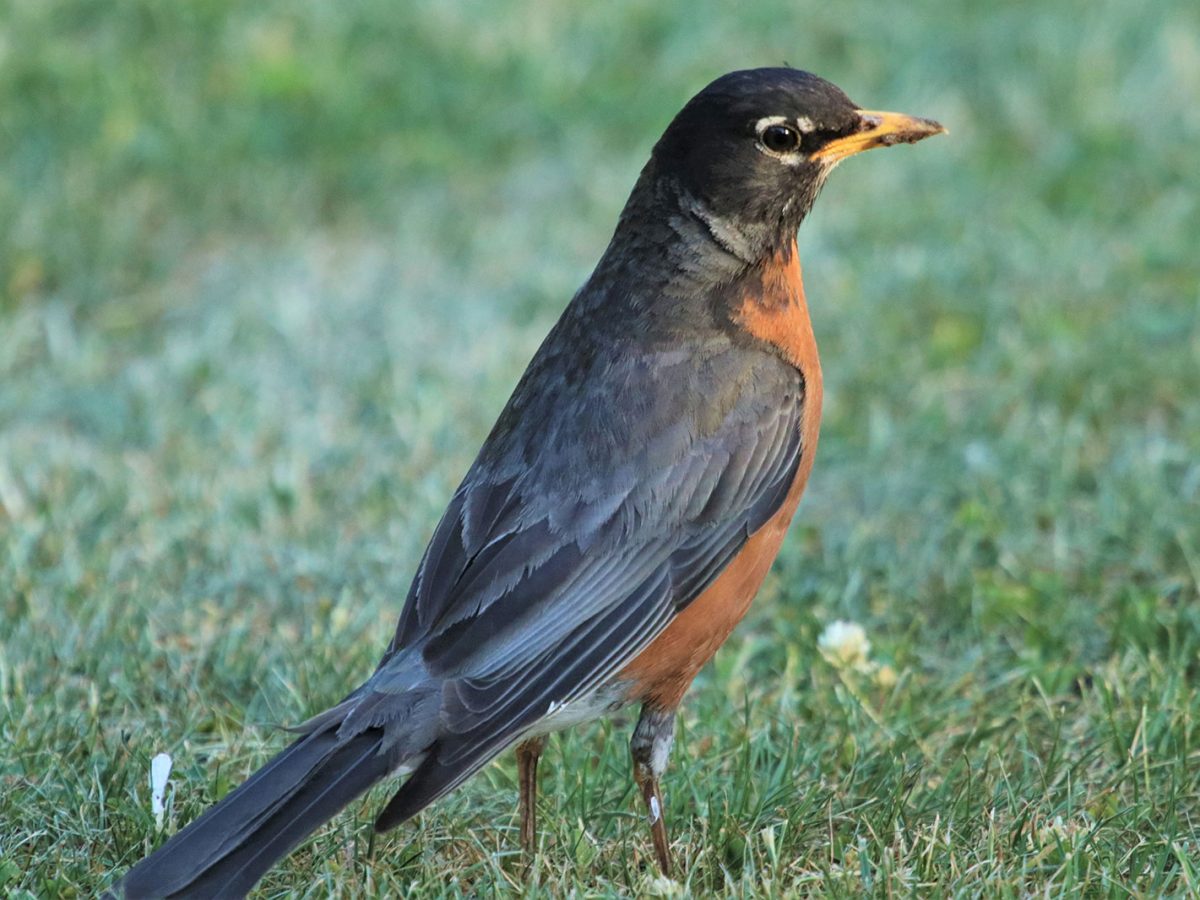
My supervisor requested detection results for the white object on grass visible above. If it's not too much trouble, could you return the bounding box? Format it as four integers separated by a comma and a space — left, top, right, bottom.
818, 620, 872, 670
150, 752, 173, 830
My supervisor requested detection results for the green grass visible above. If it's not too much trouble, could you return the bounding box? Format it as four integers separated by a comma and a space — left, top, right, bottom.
3, 0, 1199, 895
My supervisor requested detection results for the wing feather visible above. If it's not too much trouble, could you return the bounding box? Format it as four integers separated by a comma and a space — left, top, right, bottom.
370, 343, 807, 780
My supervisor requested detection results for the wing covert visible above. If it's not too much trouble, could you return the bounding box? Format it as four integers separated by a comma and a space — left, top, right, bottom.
378, 342, 808, 761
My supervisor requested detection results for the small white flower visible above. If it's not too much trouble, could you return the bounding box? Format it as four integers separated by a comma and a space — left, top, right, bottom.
150, 753, 173, 830
818, 620, 872, 670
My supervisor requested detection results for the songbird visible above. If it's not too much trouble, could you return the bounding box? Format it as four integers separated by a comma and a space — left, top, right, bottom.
112, 67, 944, 897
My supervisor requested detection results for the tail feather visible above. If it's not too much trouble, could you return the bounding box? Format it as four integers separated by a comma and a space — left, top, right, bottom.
115, 728, 399, 899
373, 742, 500, 833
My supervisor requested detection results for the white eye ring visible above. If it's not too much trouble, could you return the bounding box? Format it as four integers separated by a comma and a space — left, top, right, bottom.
754, 115, 816, 135
755, 117, 802, 156
755, 115, 791, 131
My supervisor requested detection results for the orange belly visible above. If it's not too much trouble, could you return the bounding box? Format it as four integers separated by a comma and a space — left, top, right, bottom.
618, 241, 821, 709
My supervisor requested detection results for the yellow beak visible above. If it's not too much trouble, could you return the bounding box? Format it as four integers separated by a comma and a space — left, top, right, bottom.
810, 109, 947, 163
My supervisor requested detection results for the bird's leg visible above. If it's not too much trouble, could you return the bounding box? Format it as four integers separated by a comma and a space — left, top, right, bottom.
630, 705, 677, 876
516, 735, 546, 856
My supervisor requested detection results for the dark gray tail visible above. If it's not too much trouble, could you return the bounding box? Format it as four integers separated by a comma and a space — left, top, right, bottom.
114, 725, 401, 899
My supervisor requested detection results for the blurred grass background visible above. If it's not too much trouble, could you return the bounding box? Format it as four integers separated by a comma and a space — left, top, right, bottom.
2, 0, 1199, 895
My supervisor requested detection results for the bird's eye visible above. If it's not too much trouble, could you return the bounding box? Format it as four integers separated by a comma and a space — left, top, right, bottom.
759, 123, 801, 154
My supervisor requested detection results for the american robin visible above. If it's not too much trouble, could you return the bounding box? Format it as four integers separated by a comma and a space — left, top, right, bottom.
113, 67, 944, 896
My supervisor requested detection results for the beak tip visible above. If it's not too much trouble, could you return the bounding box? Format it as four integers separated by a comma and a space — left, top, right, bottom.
905, 117, 948, 145
908, 116, 947, 139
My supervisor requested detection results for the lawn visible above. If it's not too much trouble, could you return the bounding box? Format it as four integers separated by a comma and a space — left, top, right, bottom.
2, 0, 1199, 895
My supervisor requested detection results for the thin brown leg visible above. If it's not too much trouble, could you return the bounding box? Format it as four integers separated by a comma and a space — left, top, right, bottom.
516, 736, 546, 856
633, 760, 672, 874
631, 705, 677, 876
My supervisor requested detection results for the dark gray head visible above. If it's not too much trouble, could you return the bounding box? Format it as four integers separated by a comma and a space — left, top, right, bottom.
641, 68, 946, 260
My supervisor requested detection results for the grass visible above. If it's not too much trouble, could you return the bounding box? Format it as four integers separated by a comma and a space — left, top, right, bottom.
2, 0, 1199, 895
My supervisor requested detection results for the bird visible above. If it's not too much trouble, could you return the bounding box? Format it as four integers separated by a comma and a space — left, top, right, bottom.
111, 67, 944, 897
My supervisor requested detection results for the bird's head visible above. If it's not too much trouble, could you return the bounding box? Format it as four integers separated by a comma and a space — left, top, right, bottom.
645, 68, 946, 260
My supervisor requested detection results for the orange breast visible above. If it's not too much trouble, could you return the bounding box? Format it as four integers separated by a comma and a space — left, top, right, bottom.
619, 241, 822, 708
